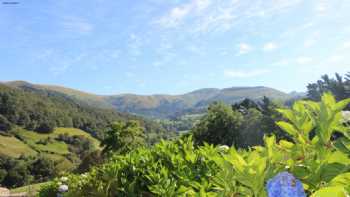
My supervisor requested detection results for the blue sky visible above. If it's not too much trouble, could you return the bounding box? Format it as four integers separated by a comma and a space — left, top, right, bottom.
1, 0, 350, 95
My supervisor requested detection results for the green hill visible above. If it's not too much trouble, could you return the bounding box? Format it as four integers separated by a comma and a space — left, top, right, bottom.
0, 82, 167, 138
5, 81, 294, 119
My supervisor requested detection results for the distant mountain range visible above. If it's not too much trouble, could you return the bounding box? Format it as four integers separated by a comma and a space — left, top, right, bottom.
4, 81, 304, 119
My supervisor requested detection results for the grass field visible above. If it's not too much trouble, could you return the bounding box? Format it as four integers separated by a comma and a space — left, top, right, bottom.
16, 129, 70, 155
1, 127, 101, 176
10, 182, 48, 195
54, 127, 101, 149
41, 153, 75, 171
14, 127, 101, 156
0, 135, 37, 157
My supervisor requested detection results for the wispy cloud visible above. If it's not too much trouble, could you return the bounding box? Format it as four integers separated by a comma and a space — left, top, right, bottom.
315, 0, 328, 13
303, 32, 320, 48
328, 55, 344, 62
224, 68, 269, 78
49, 65, 71, 76
304, 38, 317, 48
237, 43, 253, 55
296, 56, 313, 65
154, 0, 302, 33
263, 42, 278, 51
272, 59, 289, 67
154, 0, 211, 28
343, 41, 350, 48
61, 17, 94, 34
128, 33, 143, 57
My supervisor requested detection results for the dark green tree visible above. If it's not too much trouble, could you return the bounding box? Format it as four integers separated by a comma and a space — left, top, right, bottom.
101, 120, 146, 154
238, 108, 264, 148
307, 72, 350, 103
192, 102, 243, 146
30, 156, 57, 182
76, 150, 103, 173
0, 114, 12, 132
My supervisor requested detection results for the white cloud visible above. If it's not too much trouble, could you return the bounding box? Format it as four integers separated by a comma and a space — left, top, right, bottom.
304, 39, 316, 48
128, 33, 143, 56
315, 1, 327, 13
49, 65, 71, 75
263, 42, 278, 51
154, 0, 211, 28
343, 41, 350, 48
186, 45, 206, 56
154, 0, 302, 33
328, 55, 343, 62
296, 57, 313, 64
237, 43, 253, 55
61, 17, 94, 34
303, 32, 320, 48
272, 59, 289, 67
224, 69, 269, 78
125, 71, 135, 78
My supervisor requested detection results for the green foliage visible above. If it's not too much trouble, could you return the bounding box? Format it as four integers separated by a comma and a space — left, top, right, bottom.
38, 93, 350, 196
192, 102, 243, 146
0, 155, 57, 188
0, 114, 12, 132
193, 98, 285, 148
307, 72, 350, 105
101, 120, 146, 154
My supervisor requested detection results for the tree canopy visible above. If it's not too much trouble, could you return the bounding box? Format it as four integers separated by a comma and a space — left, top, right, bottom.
101, 120, 146, 154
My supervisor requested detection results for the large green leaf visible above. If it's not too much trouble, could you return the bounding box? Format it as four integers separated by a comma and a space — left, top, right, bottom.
276, 121, 298, 137
311, 186, 348, 197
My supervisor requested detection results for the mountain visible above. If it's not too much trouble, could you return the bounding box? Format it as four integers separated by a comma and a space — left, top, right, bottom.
0, 82, 167, 139
4, 81, 294, 119
5, 81, 113, 109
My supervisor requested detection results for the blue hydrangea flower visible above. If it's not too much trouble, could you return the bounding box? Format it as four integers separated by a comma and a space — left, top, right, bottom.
266, 172, 306, 197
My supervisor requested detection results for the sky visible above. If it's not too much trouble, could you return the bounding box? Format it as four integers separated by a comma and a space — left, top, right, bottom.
0, 0, 350, 95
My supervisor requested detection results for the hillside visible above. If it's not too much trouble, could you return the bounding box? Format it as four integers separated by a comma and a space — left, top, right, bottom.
0, 83, 173, 188
0, 83, 168, 139
0, 127, 100, 170
5, 81, 113, 109
5, 81, 294, 119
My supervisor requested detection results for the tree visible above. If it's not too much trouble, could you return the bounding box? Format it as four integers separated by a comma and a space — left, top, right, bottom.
307, 72, 350, 103
0, 114, 12, 132
30, 156, 56, 182
259, 97, 288, 140
76, 150, 103, 173
238, 108, 264, 148
101, 120, 145, 154
35, 120, 55, 133
192, 102, 243, 146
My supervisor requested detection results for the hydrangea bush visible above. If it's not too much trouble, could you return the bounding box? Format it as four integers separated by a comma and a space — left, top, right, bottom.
39, 93, 350, 197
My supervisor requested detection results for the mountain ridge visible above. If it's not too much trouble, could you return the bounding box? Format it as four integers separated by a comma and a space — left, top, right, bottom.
3, 81, 298, 119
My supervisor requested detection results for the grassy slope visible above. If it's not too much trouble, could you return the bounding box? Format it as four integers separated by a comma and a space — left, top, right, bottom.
0, 135, 37, 157
15, 127, 101, 154
1, 127, 101, 171
4, 128, 102, 193
10, 182, 48, 194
